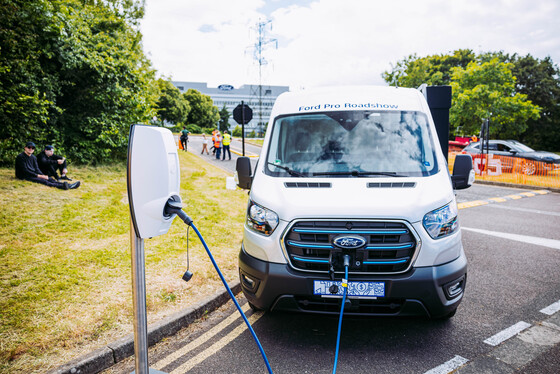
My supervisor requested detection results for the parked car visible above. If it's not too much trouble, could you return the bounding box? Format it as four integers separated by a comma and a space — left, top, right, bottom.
462, 139, 560, 175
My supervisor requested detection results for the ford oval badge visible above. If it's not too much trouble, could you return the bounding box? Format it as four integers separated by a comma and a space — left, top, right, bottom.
332, 235, 366, 249
218, 84, 234, 91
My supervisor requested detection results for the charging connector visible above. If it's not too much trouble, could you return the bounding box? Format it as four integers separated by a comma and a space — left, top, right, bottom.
164, 198, 193, 226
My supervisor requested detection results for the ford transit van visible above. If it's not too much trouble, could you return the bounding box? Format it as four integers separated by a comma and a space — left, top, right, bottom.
236, 86, 474, 319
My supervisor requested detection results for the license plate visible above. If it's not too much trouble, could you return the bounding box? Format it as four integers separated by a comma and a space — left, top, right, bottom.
313, 280, 385, 298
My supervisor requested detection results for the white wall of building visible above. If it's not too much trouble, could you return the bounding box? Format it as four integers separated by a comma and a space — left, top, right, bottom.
172, 81, 289, 134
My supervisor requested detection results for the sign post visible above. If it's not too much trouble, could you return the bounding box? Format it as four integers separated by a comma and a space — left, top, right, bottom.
233, 102, 253, 156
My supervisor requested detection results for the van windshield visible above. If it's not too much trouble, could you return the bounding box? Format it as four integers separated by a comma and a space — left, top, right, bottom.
265, 110, 439, 177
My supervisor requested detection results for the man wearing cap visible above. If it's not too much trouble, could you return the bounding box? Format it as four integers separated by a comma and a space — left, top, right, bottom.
15, 142, 80, 190
37, 145, 72, 181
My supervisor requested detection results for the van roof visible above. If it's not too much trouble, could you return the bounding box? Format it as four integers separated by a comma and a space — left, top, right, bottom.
273, 85, 426, 115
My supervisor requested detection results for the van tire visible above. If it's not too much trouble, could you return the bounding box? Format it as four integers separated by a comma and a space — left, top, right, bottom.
436, 308, 457, 320
248, 301, 263, 312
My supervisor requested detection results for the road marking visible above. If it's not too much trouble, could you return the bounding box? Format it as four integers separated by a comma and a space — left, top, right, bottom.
457, 190, 550, 210
541, 300, 560, 316
152, 303, 250, 370
457, 200, 488, 209
169, 311, 264, 374
488, 197, 507, 203
461, 227, 560, 250
423, 355, 469, 374
484, 204, 560, 217
505, 194, 523, 200
230, 147, 259, 158
484, 321, 531, 346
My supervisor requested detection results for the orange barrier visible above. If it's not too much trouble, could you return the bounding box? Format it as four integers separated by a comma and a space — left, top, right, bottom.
448, 152, 560, 189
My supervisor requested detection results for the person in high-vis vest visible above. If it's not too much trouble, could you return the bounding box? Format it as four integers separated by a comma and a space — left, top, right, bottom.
222, 130, 232, 161
211, 129, 218, 155
214, 131, 222, 160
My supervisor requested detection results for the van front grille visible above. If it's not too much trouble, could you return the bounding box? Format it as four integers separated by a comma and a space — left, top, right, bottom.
283, 220, 417, 274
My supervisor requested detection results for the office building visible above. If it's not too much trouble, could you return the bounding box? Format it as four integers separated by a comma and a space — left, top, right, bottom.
172, 81, 290, 134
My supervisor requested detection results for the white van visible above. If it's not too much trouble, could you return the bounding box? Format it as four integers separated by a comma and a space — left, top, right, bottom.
236, 86, 474, 319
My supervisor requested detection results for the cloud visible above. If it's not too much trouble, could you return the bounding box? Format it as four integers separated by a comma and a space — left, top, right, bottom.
140, 0, 560, 89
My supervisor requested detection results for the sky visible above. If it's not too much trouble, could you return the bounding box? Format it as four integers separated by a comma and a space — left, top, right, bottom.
140, 0, 560, 91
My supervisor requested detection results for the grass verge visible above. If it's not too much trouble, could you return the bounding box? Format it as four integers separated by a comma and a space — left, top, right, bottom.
0, 152, 248, 373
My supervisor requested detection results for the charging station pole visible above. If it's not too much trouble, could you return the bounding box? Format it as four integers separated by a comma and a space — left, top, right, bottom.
131, 220, 150, 374
130, 221, 166, 374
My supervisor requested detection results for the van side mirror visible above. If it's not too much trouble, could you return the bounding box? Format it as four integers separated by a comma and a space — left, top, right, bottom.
451, 154, 475, 190
236, 156, 253, 190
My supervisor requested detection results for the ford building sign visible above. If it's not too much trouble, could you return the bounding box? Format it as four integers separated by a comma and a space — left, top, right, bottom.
218, 84, 234, 91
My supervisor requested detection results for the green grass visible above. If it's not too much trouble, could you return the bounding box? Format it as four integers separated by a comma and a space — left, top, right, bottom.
0, 152, 249, 373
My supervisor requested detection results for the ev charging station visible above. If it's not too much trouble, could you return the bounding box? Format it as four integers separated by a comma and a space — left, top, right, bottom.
127, 124, 181, 374
127, 124, 272, 374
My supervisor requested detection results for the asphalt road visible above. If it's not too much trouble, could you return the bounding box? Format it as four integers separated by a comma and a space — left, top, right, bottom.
103, 183, 560, 374
181, 135, 261, 175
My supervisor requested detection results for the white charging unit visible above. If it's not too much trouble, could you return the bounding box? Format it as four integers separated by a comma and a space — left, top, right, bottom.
127, 124, 181, 374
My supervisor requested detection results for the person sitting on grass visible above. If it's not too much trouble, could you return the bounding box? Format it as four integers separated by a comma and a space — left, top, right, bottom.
15, 142, 80, 190
37, 145, 73, 181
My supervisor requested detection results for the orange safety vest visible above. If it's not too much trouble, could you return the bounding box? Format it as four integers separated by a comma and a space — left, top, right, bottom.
214, 134, 222, 147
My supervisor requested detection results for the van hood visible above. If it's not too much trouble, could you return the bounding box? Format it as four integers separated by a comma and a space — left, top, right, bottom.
250, 171, 455, 224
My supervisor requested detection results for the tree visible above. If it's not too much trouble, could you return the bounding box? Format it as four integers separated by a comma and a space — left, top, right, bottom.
0, 0, 58, 164
382, 49, 476, 87
183, 89, 219, 129
51, 0, 157, 164
450, 59, 540, 138
156, 79, 190, 126
0, 0, 157, 165
232, 125, 242, 137
510, 55, 560, 151
218, 105, 230, 132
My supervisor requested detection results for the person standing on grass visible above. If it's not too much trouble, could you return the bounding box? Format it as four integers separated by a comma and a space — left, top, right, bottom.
37, 145, 72, 181
15, 142, 80, 190
201, 133, 210, 155
222, 130, 231, 161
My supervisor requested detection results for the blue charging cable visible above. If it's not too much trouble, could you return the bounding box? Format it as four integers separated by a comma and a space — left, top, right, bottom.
189, 223, 273, 374
332, 256, 350, 374
166, 199, 274, 374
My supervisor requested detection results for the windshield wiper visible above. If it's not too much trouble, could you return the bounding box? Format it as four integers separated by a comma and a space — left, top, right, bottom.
312, 171, 407, 177
268, 162, 306, 177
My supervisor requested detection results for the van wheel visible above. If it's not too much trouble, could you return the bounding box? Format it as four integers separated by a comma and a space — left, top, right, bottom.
436, 308, 457, 320
248, 301, 263, 312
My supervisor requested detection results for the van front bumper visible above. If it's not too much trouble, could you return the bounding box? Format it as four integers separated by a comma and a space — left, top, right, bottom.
238, 246, 467, 318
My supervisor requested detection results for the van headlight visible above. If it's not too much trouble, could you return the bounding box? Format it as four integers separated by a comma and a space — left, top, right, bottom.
423, 202, 459, 239
247, 201, 279, 236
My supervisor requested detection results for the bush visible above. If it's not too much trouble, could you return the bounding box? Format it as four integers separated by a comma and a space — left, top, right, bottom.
232, 125, 242, 137
187, 124, 202, 134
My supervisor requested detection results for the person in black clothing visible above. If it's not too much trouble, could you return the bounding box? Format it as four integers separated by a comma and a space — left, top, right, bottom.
37, 145, 72, 181
15, 142, 80, 190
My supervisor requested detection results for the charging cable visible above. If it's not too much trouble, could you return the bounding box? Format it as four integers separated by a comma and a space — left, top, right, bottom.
332, 255, 350, 374
165, 200, 274, 374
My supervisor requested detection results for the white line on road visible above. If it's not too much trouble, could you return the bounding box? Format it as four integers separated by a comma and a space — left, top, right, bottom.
484, 321, 532, 346
152, 303, 250, 370
170, 311, 265, 374
484, 203, 560, 217
461, 227, 560, 250
423, 355, 469, 374
541, 300, 560, 316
